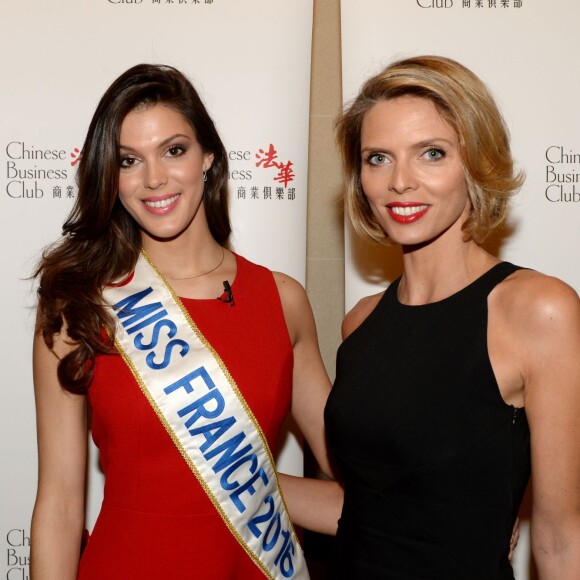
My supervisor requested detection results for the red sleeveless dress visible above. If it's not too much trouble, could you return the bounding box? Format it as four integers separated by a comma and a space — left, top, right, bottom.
77, 255, 294, 579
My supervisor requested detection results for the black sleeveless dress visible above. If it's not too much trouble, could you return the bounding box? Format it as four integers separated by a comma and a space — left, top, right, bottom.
324, 263, 531, 579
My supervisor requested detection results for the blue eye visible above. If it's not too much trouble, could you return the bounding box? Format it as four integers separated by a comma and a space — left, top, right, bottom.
366, 153, 388, 166
423, 148, 445, 161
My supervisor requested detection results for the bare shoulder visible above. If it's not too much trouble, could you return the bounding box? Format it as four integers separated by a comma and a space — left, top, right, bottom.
342, 290, 385, 340
272, 271, 313, 346
489, 270, 580, 370
272, 271, 309, 308
492, 268, 580, 333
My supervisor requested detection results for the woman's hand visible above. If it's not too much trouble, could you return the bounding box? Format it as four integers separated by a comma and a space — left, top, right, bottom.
278, 473, 343, 535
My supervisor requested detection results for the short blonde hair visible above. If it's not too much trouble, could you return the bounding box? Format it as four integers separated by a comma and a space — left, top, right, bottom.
336, 55, 524, 244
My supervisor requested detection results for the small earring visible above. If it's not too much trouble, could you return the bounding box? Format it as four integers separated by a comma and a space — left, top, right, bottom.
203, 168, 208, 182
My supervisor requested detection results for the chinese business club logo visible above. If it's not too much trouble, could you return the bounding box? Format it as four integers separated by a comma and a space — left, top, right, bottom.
545, 146, 580, 203
4, 528, 30, 580
228, 144, 297, 202
416, 0, 523, 8
3, 141, 79, 200
107, 0, 216, 5
4, 140, 297, 203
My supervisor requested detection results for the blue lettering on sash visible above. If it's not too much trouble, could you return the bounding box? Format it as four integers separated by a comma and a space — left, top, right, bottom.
164, 369, 273, 515
113, 287, 162, 331
113, 288, 190, 367
125, 308, 168, 335
220, 453, 259, 490
230, 467, 269, 512
204, 432, 253, 474
188, 417, 237, 452
164, 366, 215, 394
135, 319, 177, 350
179, 388, 225, 428
146, 339, 189, 370
247, 495, 297, 577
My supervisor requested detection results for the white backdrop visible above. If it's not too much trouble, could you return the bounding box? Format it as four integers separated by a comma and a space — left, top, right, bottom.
341, 1, 580, 577
0, 1, 313, 577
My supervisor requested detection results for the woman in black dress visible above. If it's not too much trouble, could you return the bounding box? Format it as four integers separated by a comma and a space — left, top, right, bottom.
324, 55, 580, 579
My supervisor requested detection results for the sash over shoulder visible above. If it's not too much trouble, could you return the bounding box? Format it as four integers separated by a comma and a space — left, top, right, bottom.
102, 251, 309, 580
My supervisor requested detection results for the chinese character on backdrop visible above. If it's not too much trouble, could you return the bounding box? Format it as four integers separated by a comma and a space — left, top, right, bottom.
70, 148, 81, 167
255, 144, 280, 169
273, 161, 295, 188
255, 144, 296, 187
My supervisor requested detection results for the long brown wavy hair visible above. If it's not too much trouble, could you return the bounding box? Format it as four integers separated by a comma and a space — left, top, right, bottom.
35, 64, 230, 394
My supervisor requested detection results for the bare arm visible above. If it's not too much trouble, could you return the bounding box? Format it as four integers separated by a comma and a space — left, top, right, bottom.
278, 473, 343, 535
274, 272, 334, 477
273, 273, 343, 534
30, 321, 88, 580
516, 277, 580, 578
276, 284, 387, 534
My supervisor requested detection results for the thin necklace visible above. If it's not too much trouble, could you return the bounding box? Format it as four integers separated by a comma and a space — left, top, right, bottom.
164, 247, 225, 281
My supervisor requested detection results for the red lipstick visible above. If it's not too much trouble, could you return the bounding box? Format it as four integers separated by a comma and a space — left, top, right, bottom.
386, 202, 429, 224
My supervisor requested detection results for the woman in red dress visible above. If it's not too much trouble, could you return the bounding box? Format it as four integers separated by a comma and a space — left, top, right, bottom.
30, 64, 339, 579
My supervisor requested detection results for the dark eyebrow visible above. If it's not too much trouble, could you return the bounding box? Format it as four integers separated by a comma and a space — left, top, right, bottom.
119, 133, 192, 152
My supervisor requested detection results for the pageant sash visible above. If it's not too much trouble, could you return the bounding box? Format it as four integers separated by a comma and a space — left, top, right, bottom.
102, 252, 309, 580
